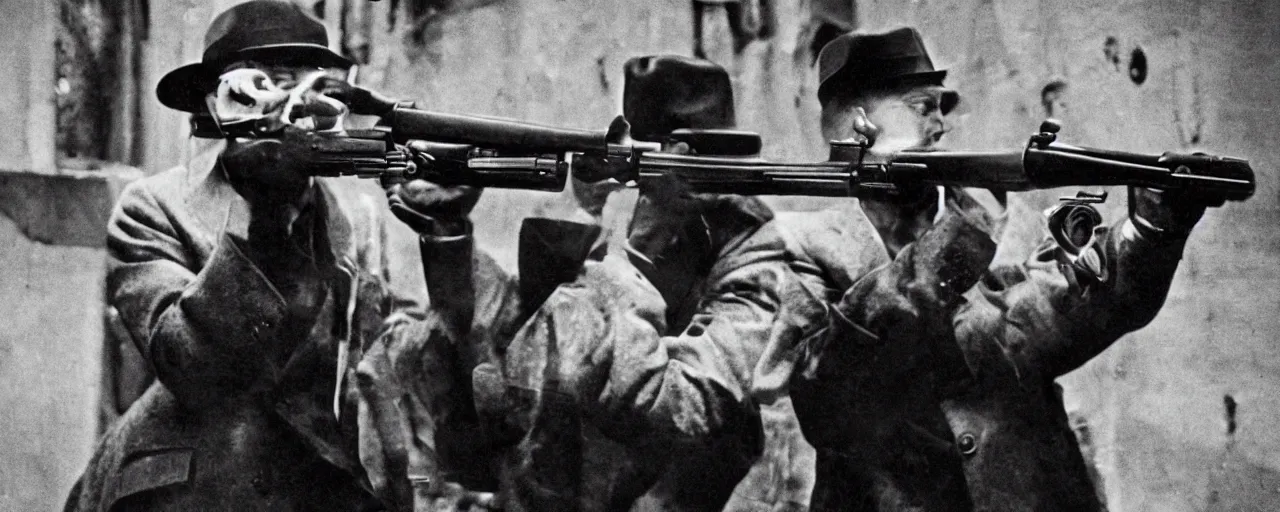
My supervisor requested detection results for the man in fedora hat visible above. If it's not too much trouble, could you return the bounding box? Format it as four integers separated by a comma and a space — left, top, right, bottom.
62, 1, 505, 510
431, 54, 816, 512
758, 26, 1222, 510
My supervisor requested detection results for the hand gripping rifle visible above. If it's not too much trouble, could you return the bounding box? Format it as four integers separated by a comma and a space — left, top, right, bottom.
363, 111, 1255, 268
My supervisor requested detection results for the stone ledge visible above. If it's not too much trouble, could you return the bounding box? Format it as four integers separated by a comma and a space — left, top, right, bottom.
0, 167, 144, 248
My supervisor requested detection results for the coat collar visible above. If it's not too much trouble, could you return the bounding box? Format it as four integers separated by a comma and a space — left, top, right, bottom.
184, 152, 359, 272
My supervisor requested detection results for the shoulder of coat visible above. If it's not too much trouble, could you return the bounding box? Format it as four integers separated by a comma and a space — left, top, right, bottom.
772, 202, 878, 250
117, 164, 198, 204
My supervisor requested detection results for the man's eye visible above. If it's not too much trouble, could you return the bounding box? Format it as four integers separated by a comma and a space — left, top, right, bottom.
907, 99, 939, 116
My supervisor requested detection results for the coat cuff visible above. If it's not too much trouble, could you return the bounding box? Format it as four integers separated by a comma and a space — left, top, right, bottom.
827, 292, 976, 392
419, 231, 476, 331
518, 218, 603, 307
183, 233, 290, 345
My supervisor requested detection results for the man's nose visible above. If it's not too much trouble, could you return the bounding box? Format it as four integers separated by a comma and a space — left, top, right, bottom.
931, 113, 952, 137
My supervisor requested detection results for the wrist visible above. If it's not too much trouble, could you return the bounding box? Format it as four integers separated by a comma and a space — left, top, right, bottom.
425, 217, 472, 238
1127, 187, 1205, 240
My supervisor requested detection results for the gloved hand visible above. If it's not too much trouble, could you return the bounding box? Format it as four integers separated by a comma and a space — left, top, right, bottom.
383, 176, 484, 237
840, 194, 997, 335
833, 190, 998, 388
1129, 186, 1219, 240
532, 152, 626, 224
626, 143, 705, 257
221, 125, 318, 216
570, 154, 628, 219
322, 81, 408, 117
625, 158, 715, 308
213, 67, 352, 218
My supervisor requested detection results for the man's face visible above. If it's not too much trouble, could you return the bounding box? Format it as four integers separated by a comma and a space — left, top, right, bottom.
827, 84, 953, 152
223, 61, 350, 90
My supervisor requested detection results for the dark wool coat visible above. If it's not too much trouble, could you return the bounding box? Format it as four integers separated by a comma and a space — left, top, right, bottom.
763, 191, 1187, 512
64, 157, 433, 511
449, 196, 817, 512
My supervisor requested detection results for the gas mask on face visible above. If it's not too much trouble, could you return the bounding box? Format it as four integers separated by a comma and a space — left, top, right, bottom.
204, 66, 350, 137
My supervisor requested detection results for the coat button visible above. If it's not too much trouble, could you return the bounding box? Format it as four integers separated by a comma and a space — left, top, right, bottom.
958, 433, 978, 456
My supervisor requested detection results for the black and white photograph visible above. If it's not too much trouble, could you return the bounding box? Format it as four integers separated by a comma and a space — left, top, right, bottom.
1, 0, 1276, 510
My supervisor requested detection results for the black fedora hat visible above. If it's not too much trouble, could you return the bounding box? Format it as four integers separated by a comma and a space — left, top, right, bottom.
156, 0, 352, 113
623, 55, 736, 142
816, 27, 959, 114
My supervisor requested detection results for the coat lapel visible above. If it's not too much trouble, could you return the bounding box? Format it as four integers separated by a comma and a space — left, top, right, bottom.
184, 154, 248, 257
277, 179, 363, 422
185, 160, 368, 425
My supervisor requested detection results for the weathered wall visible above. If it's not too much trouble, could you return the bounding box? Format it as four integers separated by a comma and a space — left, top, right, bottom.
0, 0, 56, 172
15, 0, 1274, 509
353, 0, 842, 268
0, 212, 110, 511
852, 0, 1280, 509
0, 0, 142, 509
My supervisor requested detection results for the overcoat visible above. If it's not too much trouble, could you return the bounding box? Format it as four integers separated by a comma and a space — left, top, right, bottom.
64, 155, 433, 511
464, 197, 819, 512
765, 190, 1188, 511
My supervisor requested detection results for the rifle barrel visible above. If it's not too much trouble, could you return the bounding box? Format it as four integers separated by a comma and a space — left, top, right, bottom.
423, 138, 1256, 201
385, 107, 607, 153
635, 153, 859, 196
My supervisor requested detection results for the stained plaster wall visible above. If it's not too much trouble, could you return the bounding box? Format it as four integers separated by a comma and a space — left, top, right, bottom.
0, 214, 109, 511
353, 0, 838, 269
0, 0, 122, 510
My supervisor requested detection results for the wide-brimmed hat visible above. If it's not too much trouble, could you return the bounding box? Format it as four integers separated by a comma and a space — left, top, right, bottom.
156, 0, 352, 113
816, 27, 959, 114
623, 55, 736, 142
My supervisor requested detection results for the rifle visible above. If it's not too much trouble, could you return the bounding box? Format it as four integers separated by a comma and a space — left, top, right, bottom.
193, 103, 1256, 204
380, 108, 1255, 203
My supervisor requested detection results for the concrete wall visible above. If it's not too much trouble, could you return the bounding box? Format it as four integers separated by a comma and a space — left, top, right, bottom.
354, 0, 842, 269
0, 211, 110, 511
1, 0, 56, 172
0, 1, 142, 509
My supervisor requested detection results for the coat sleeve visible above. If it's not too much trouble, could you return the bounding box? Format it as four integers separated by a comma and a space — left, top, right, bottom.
357, 215, 602, 505
503, 224, 790, 449
753, 213, 979, 511
106, 181, 318, 407
774, 205, 995, 448
955, 217, 1191, 381
358, 226, 524, 501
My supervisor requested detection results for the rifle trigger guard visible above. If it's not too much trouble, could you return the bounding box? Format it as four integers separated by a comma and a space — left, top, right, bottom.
1046, 191, 1110, 294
